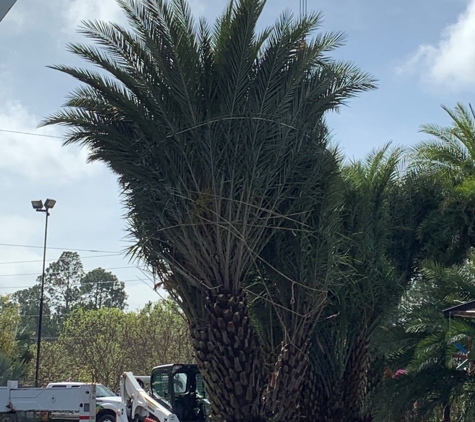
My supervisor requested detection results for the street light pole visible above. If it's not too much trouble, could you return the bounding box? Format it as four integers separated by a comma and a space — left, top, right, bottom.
31, 199, 56, 387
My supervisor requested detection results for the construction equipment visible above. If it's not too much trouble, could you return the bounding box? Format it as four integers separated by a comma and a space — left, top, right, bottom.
121, 364, 209, 422
0, 381, 96, 422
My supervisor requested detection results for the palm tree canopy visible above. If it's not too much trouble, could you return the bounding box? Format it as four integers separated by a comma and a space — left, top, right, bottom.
43, 0, 375, 300
412, 103, 475, 181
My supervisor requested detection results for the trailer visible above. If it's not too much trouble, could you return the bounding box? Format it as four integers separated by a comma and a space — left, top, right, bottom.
46, 382, 127, 422
0, 381, 96, 422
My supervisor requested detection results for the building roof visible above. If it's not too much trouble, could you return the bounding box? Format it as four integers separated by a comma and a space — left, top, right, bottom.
443, 300, 475, 319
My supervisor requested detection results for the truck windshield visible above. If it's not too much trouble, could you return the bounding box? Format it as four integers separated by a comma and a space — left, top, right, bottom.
96, 385, 116, 397
151, 371, 188, 404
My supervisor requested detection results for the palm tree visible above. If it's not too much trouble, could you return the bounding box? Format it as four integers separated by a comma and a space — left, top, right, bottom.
411, 103, 475, 266
412, 103, 475, 182
371, 259, 475, 422
43, 0, 375, 419
293, 144, 407, 421
0, 352, 29, 386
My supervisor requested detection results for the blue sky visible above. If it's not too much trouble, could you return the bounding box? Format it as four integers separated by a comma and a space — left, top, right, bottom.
0, 0, 474, 309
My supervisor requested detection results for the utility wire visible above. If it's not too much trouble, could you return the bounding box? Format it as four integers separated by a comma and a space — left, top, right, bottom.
0, 277, 146, 290
0, 253, 121, 265
0, 265, 139, 278
0, 243, 120, 254
0, 129, 63, 139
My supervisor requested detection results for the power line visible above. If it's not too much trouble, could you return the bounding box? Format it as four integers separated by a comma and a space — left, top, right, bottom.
0, 265, 143, 278
0, 129, 63, 139
0, 243, 120, 254
0, 253, 121, 266
0, 277, 147, 290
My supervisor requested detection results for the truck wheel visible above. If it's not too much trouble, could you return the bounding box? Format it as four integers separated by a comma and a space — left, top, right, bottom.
97, 411, 116, 422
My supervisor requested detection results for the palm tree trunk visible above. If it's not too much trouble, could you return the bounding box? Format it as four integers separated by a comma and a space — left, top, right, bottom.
190, 288, 264, 422
261, 340, 309, 421
340, 333, 370, 422
303, 332, 370, 422
443, 403, 451, 422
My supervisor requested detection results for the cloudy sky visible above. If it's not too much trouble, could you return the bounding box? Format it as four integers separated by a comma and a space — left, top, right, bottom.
0, 0, 474, 310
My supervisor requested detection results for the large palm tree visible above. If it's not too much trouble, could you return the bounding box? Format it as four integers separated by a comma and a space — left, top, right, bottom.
43, 0, 375, 419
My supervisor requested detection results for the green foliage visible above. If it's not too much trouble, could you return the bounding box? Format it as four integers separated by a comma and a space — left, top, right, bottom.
302, 144, 409, 420
411, 103, 475, 266
38, 300, 193, 390
43, 251, 84, 316
59, 307, 129, 388
12, 252, 128, 359
372, 258, 475, 421
412, 103, 475, 182
0, 295, 21, 359
12, 284, 60, 340
0, 351, 29, 386
80, 268, 127, 310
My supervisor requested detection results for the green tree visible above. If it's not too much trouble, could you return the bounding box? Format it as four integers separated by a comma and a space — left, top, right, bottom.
40, 302, 194, 390
0, 351, 29, 386
12, 284, 59, 341
372, 259, 475, 422
43, 251, 84, 317
121, 300, 194, 375
294, 145, 407, 421
412, 103, 475, 181
44, 0, 375, 419
34, 340, 87, 386
80, 268, 127, 310
59, 307, 129, 388
0, 295, 20, 359
410, 103, 475, 265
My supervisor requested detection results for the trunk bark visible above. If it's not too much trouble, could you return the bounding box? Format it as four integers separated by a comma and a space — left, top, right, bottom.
301, 333, 371, 422
340, 334, 370, 422
443, 403, 451, 422
261, 340, 309, 421
190, 288, 265, 422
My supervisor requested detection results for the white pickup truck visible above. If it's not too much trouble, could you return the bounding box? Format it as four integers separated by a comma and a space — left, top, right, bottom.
47, 382, 127, 422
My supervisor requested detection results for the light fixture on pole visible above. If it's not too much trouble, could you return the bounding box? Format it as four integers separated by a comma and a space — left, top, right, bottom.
31, 198, 56, 387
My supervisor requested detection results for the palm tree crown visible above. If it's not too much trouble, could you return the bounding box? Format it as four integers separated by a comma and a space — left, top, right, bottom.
412, 103, 475, 181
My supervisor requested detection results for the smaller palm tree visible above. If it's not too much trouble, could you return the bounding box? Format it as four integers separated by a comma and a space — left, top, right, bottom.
0, 352, 29, 386
412, 103, 475, 182
372, 258, 475, 422
410, 103, 475, 267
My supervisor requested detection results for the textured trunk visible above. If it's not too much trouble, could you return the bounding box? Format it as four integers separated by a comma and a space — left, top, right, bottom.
340, 334, 370, 422
190, 288, 264, 422
261, 340, 309, 421
443, 403, 451, 422
302, 333, 371, 422
300, 359, 336, 422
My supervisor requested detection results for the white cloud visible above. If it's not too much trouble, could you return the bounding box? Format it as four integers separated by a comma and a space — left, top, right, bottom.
0, 214, 44, 291
62, 0, 207, 37
398, 0, 475, 92
63, 0, 126, 35
0, 100, 99, 184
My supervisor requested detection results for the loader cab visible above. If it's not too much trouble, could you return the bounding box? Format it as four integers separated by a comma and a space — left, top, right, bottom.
150, 364, 209, 422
